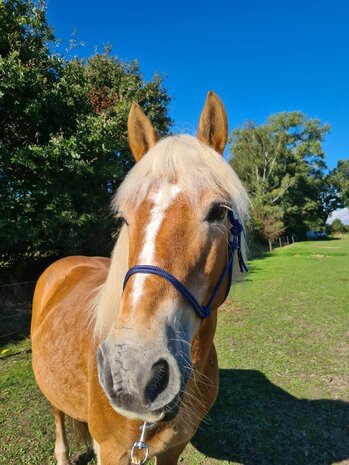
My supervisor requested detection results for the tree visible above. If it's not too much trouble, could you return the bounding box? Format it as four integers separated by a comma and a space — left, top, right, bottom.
229, 112, 335, 238
0, 0, 172, 280
329, 159, 349, 208
330, 219, 347, 234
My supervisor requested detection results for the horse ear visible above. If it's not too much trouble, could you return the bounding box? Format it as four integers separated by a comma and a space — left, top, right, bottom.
128, 103, 157, 161
198, 91, 228, 155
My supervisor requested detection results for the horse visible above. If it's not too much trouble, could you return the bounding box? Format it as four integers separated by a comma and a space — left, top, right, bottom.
31, 91, 250, 465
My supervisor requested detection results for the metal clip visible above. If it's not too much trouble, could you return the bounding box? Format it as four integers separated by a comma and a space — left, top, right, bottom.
130, 440, 149, 465
130, 421, 158, 465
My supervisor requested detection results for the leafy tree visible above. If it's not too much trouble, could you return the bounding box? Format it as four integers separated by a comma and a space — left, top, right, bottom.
330, 218, 347, 234
329, 159, 349, 207
229, 112, 336, 238
0, 0, 172, 280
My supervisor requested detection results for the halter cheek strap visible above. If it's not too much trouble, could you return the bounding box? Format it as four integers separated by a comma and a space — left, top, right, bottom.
123, 210, 248, 319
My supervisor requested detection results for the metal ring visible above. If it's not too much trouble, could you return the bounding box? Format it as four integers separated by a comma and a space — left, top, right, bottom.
130, 441, 149, 465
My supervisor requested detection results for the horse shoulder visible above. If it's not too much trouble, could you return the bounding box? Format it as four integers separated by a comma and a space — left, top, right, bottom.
31, 256, 110, 335
31, 256, 110, 421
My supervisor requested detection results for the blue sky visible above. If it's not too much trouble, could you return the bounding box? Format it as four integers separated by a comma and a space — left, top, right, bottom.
47, 0, 349, 170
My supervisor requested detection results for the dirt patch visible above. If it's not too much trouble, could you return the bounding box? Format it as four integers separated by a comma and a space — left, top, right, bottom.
320, 374, 349, 398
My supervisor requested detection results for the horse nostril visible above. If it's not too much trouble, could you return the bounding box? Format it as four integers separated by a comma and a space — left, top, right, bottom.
145, 359, 170, 404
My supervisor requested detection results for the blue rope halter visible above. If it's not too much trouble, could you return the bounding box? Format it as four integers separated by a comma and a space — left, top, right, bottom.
123, 210, 248, 319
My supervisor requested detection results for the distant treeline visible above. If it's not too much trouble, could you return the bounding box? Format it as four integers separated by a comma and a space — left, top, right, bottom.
229, 117, 348, 242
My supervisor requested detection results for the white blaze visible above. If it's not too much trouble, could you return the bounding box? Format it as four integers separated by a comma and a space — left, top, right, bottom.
131, 184, 181, 305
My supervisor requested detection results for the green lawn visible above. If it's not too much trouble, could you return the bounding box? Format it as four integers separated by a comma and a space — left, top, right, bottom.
1, 239, 348, 465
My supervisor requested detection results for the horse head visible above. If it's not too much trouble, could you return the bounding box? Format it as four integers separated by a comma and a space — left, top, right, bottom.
96, 92, 249, 423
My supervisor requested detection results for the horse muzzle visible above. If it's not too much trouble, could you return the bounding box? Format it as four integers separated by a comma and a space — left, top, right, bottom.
96, 342, 189, 422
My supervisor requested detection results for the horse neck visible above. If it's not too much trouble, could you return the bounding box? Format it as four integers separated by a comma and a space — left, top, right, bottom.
93, 224, 129, 340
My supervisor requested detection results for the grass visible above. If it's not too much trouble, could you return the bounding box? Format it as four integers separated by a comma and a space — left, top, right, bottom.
1, 239, 348, 465
0, 339, 89, 465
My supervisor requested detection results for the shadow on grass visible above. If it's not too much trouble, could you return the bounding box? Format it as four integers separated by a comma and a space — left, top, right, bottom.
0, 282, 34, 347
0, 307, 31, 347
192, 369, 349, 465
73, 450, 95, 465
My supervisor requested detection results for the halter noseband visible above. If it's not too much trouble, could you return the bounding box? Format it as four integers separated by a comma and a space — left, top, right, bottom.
123, 210, 248, 319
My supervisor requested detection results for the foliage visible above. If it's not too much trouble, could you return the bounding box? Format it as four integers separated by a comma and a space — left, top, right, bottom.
329, 159, 349, 207
229, 112, 341, 238
0, 0, 172, 279
252, 203, 284, 242
330, 218, 348, 234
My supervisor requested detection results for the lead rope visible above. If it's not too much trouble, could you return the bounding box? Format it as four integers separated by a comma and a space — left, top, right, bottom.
130, 421, 158, 465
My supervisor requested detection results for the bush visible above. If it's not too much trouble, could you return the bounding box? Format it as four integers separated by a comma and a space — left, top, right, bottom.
0, 0, 172, 281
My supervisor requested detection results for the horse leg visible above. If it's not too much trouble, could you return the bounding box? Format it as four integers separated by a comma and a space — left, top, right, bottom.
155, 442, 188, 465
51, 405, 71, 465
93, 439, 102, 465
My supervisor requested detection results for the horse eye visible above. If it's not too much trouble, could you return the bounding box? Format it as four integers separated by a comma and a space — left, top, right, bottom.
205, 204, 228, 223
116, 213, 129, 226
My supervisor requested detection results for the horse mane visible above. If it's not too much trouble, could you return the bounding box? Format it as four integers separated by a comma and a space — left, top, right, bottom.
112, 134, 250, 225
91, 134, 250, 340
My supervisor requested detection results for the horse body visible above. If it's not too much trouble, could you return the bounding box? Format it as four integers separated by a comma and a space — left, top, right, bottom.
31, 248, 219, 464
31, 256, 109, 420
31, 92, 249, 465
